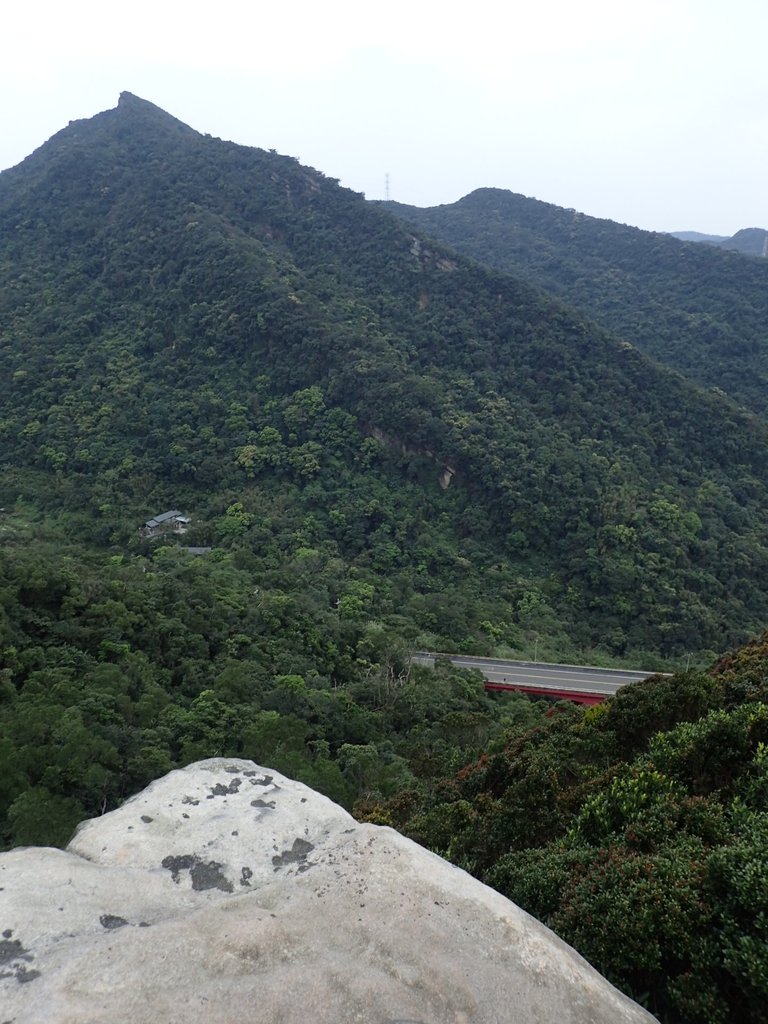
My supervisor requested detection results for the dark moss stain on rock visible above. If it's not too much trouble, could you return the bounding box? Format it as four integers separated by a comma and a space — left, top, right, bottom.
240, 866, 253, 887
182, 796, 199, 806
140, 815, 153, 823
0, 937, 30, 966
161, 854, 196, 884
250, 799, 276, 810
272, 838, 315, 871
100, 914, 129, 930
208, 778, 242, 798
14, 965, 41, 983
250, 774, 273, 787
0, 934, 40, 985
190, 860, 234, 893
160, 853, 233, 892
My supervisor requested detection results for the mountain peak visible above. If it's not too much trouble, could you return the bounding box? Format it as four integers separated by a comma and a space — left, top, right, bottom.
116, 91, 178, 118
117, 90, 146, 106
111, 91, 197, 134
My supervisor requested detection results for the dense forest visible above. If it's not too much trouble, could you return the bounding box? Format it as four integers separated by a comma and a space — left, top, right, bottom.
1, 505, 766, 1022
3, 94, 768, 659
1, 94, 767, 1023
0, 509, 544, 849
385, 189, 768, 417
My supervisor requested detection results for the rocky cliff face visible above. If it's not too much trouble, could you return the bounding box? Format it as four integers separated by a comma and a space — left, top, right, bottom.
0, 759, 656, 1023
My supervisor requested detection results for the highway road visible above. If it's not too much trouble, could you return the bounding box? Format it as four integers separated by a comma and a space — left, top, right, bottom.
412, 652, 662, 699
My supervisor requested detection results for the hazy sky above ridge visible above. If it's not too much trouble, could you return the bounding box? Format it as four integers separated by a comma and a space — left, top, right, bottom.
2, 0, 766, 234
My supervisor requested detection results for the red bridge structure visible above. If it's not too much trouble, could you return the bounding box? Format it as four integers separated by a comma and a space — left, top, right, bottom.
483, 680, 606, 705
413, 652, 663, 706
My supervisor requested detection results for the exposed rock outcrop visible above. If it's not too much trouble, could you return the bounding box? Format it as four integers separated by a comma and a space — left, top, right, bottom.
367, 425, 457, 488
0, 759, 656, 1023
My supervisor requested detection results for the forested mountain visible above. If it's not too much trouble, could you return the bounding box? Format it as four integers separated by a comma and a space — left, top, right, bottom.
3, 93, 768, 661
384, 189, 768, 416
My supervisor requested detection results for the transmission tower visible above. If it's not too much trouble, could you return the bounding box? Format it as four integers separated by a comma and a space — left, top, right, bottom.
385, 173, 391, 202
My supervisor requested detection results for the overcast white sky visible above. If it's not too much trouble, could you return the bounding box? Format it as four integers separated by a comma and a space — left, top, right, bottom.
2, 0, 766, 234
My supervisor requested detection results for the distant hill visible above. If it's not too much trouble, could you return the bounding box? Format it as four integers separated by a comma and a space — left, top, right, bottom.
669, 230, 728, 244
3, 95, 768, 658
715, 227, 768, 257
671, 227, 768, 256
383, 189, 768, 418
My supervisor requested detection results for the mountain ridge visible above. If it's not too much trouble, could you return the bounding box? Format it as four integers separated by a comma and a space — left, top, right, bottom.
3, 96, 768, 657
383, 187, 768, 417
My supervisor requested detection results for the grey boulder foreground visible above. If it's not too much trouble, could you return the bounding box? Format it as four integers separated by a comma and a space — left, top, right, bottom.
1, 759, 657, 1024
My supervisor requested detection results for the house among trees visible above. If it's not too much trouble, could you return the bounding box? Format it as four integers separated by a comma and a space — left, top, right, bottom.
142, 510, 190, 538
